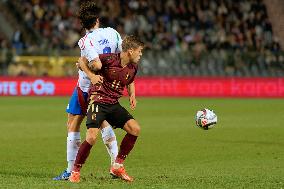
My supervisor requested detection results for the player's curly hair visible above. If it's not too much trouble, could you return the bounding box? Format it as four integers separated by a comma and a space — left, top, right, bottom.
77, 0, 101, 30
122, 35, 144, 51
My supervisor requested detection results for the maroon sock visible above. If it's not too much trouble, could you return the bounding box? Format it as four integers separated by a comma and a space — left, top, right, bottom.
115, 133, 138, 164
73, 140, 92, 172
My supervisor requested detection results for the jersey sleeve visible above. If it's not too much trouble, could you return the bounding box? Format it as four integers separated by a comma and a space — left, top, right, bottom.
115, 31, 122, 53
111, 28, 122, 53
78, 36, 99, 62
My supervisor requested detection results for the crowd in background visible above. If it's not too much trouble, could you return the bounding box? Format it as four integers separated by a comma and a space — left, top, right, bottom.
0, 0, 283, 76
14, 0, 282, 52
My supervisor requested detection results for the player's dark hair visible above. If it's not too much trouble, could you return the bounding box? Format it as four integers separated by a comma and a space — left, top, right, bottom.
122, 35, 144, 51
77, 1, 101, 30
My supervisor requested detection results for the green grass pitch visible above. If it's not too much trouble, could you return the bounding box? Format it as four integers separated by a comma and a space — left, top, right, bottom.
0, 97, 283, 189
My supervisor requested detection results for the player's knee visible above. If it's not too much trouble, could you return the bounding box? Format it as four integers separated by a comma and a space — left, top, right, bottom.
68, 115, 84, 132
66, 121, 71, 128
129, 123, 141, 136
68, 123, 80, 132
124, 119, 141, 136
67, 114, 74, 129
86, 128, 99, 145
86, 134, 96, 145
133, 124, 141, 136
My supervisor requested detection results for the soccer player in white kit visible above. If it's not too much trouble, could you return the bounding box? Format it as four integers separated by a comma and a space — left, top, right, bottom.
53, 1, 121, 180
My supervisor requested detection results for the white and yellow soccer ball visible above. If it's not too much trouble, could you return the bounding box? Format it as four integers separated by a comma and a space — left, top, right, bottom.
195, 108, 217, 130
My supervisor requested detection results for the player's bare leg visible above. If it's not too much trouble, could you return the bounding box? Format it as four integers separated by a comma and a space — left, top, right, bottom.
69, 128, 100, 183
111, 119, 140, 182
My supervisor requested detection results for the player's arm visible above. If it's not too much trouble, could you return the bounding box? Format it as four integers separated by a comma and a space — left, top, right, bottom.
127, 82, 136, 110
78, 57, 103, 84
87, 58, 102, 71
77, 37, 103, 84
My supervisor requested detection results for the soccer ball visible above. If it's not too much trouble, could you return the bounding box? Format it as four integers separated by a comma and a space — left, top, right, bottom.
195, 108, 217, 130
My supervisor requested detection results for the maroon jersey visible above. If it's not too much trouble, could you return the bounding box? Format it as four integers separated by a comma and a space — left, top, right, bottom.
89, 53, 138, 104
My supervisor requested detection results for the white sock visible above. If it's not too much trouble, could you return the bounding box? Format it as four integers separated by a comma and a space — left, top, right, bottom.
66, 132, 81, 173
101, 125, 118, 165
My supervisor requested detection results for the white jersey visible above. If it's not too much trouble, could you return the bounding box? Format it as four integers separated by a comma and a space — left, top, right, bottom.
77, 27, 122, 92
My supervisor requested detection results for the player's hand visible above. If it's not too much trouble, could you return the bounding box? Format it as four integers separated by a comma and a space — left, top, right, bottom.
89, 73, 103, 85
129, 94, 137, 110
76, 62, 82, 70
78, 57, 88, 69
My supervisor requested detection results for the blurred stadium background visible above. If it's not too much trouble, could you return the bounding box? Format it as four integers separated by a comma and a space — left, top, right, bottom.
0, 0, 284, 188
0, 0, 284, 78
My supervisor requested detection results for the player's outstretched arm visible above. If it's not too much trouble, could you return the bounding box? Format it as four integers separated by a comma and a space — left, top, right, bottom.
127, 82, 136, 110
78, 57, 103, 85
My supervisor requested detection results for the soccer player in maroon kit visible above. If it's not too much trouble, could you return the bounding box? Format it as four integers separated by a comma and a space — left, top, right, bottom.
69, 35, 144, 183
